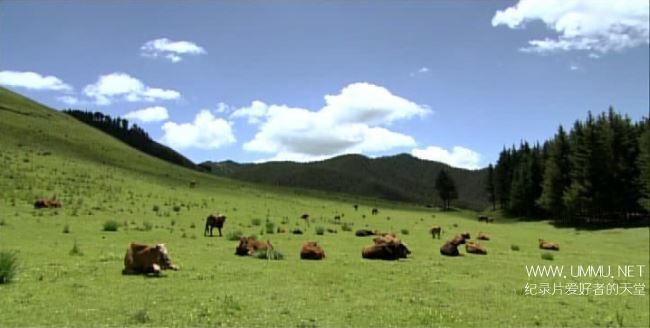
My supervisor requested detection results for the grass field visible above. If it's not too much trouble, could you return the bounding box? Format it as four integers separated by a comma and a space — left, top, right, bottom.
1, 87, 649, 327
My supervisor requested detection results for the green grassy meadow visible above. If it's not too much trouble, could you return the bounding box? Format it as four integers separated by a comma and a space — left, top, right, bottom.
1, 88, 649, 327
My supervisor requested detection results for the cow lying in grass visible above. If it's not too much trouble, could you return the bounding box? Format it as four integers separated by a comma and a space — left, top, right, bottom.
539, 239, 560, 251
440, 235, 467, 256
34, 198, 61, 209
235, 236, 273, 256
477, 232, 490, 240
122, 242, 179, 275
362, 234, 411, 260
300, 241, 326, 260
465, 241, 488, 255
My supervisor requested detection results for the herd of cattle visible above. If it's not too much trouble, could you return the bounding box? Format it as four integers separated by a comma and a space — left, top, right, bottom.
33, 199, 560, 276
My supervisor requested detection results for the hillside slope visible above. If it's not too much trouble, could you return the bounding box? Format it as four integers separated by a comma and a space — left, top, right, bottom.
201, 154, 489, 210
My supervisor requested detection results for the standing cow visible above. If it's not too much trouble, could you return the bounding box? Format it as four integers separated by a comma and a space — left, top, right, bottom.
204, 214, 226, 237
430, 226, 442, 239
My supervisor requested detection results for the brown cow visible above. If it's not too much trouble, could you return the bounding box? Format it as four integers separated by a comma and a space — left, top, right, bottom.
362, 235, 411, 260
430, 226, 442, 239
477, 232, 490, 241
34, 198, 61, 209
478, 215, 488, 222
300, 242, 326, 260
235, 236, 273, 256
122, 242, 179, 275
539, 239, 560, 251
465, 241, 488, 255
440, 235, 467, 256
355, 229, 376, 237
204, 214, 226, 237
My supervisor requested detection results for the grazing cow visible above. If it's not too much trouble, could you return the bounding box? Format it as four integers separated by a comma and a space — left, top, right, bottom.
362, 235, 411, 260
355, 229, 375, 237
301, 213, 309, 220
204, 214, 226, 237
477, 232, 490, 241
465, 241, 488, 255
292, 228, 303, 235
539, 239, 560, 251
371, 208, 379, 215
460, 232, 471, 240
430, 226, 442, 239
300, 242, 326, 260
353, 204, 358, 211
122, 242, 179, 275
440, 235, 467, 256
34, 198, 61, 209
235, 236, 273, 256
478, 215, 489, 223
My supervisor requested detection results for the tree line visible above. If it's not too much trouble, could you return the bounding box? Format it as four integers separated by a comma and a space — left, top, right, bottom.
487, 107, 649, 227
63, 109, 196, 169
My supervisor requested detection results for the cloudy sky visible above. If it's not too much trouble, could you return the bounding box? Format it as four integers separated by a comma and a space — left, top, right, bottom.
1, 0, 648, 169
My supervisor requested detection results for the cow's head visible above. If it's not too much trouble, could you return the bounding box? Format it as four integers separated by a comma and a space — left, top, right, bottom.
235, 237, 251, 256
451, 235, 467, 246
155, 244, 178, 270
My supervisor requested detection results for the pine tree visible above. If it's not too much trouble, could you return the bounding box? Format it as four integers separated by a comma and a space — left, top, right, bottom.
538, 125, 571, 223
486, 164, 496, 210
435, 169, 458, 210
637, 118, 650, 211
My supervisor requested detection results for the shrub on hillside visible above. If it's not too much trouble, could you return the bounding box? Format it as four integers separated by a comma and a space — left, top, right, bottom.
541, 252, 554, 261
315, 226, 325, 235
511, 244, 520, 251
251, 218, 262, 226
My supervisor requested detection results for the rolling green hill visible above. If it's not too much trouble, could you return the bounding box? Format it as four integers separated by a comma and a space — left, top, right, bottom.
201, 154, 489, 210
0, 87, 648, 327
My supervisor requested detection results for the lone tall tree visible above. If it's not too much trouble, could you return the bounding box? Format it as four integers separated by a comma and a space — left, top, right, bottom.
435, 169, 458, 210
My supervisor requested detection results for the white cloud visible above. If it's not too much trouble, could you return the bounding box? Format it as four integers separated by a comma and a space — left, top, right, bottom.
57, 95, 81, 106
411, 146, 482, 170
0, 70, 72, 92
82, 73, 180, 105
160, 110, 236, 149
140, 38, 206, 63
409, 66, 430, 77
123, 106, 169, 123
230, 82, 430, 162
570, 64, 579, 71
492, 0, 649, 54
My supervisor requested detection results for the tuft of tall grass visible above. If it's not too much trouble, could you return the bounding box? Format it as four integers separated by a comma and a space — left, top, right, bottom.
0, 250, 18, 284
265, 221, 275, 234
251, 218, 262, 226
69, 240, 83, 256
253, 249, 284, 260
103, 220, 119, 232
315, 226, 325, 235
541, 252, 554, 261
511, 244, 520, 251
226, 230, 243, 241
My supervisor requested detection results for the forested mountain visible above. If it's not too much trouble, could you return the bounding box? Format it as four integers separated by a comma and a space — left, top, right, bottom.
201, 154, 489, 210
492, 107, 649, 227
63, 109, 196, 169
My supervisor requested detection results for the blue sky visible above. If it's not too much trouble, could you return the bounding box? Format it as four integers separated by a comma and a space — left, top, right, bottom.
1, 0, 648, 169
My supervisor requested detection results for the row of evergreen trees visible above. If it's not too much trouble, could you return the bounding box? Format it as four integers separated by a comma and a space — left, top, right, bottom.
63, 109, 196, 169
487, 108, 649, 227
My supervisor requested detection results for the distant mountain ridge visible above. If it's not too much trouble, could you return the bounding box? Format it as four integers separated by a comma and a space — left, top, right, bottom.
201, 154, 489, 210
